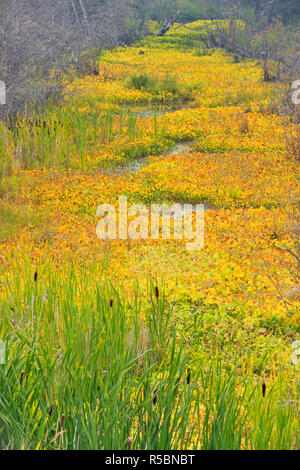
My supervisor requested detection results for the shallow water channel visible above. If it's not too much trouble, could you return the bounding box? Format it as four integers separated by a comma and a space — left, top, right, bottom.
104, 105, 193, 175
103, 105, 217, 211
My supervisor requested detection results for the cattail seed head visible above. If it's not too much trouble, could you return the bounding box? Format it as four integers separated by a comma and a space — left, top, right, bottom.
60, 414, 65, 428
262, 382, 266, 397
110, 299, 113, 308
127, 437, 132, 450
20, 370, 25, 385
34, 271, 38, 282
187, 368, 191, 385
155, 286, 159, 299
48, 407, 53, 417
153, 387, 159, 405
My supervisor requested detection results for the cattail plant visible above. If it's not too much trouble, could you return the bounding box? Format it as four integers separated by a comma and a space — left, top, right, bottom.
19, 370, 25, 385
0, 257, 298, 450
187, 368, 191, 385
153, 387, 159, 405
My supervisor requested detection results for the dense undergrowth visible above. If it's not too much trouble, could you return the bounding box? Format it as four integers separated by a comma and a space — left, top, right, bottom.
0, 20, 299, 450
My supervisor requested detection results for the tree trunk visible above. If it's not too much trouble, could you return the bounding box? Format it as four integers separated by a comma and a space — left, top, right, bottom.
157, 10, 181, 37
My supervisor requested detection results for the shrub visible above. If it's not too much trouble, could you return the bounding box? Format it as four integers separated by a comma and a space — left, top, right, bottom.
0, 0, 142, 120
128, 73, 155, 90
128, 72, 192, 102
160, 75, 181, 95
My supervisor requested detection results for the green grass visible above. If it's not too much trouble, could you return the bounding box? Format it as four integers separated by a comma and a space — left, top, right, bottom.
0, 258, 298, 450
0, 203, 44, 243
2, 105, 145, 171
0, 102, 174, 177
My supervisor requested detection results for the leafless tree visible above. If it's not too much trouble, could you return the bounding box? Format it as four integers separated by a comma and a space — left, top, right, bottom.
0, 0, 138, 119
148, 0, 179, 25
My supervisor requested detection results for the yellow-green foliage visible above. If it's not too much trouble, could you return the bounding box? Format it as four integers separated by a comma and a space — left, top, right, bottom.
0, 21, 299, 450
